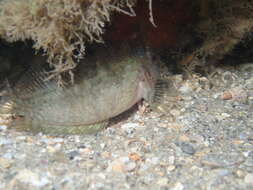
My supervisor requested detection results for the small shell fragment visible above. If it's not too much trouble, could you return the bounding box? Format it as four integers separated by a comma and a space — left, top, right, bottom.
221, 87, 248, 103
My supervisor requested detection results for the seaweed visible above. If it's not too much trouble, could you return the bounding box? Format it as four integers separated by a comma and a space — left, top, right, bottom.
174, 0, 253, 75
0, 0, 137, 83
196, 0, 253, 60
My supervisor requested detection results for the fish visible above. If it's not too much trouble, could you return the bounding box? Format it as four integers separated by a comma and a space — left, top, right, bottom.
0, 46, 159, 135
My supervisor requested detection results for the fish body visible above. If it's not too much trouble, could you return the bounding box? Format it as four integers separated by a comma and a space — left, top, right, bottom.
1, 48, 158, 135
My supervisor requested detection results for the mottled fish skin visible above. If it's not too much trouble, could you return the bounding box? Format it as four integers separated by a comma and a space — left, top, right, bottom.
1, 48, 158, 135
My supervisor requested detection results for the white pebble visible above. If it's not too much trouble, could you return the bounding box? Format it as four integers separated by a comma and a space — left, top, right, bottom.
16, 169, 49, 187
0, 137, 11, 146
121, 123, 139, 134
171, 182, 184, 190
0, 125, 7, 131
157, 177, 168, 186
244, 173, 253, 186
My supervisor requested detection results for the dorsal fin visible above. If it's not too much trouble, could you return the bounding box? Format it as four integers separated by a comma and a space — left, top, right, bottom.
13, 65, 51, 97
11, 55, 62, 99
0, 55, 56, 115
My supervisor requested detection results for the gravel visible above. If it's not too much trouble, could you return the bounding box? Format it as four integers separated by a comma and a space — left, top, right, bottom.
0, 62, 253, 190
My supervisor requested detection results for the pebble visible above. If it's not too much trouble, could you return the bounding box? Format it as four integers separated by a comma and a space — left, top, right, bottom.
235, 170, 245, 178
178, 82, 194, 94
217, 112, 231, 120
179, 135, 190, 142
15, 169, 49, 187
221, 86, 248, 103
244, 173, 253, 186
124, 161, 136, 172
210, 169, 230, 177
213, 93, 221, 99
171, 182, 184, 190
100, 143, 106, 149
167, 165, 176, 172
0, 137, 11, 146
168, 156, 175, 165
49, 138, 64, 144
109, 157, 136, 172
157, 177, 168, 186
2, 153, 14, 160
149, 157, 159, 165
179, 142, 196, 155
121, 123, 139, 134
0, 125, 7, 131
16, 136, 27, 141
0, 157, 13, 169
170, 109, 181, 117
245, 77, 253, 89
128, 153, 141, 161
173, 74, 184, 84
46, 145, 57, 153
67, 150, 80, 160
